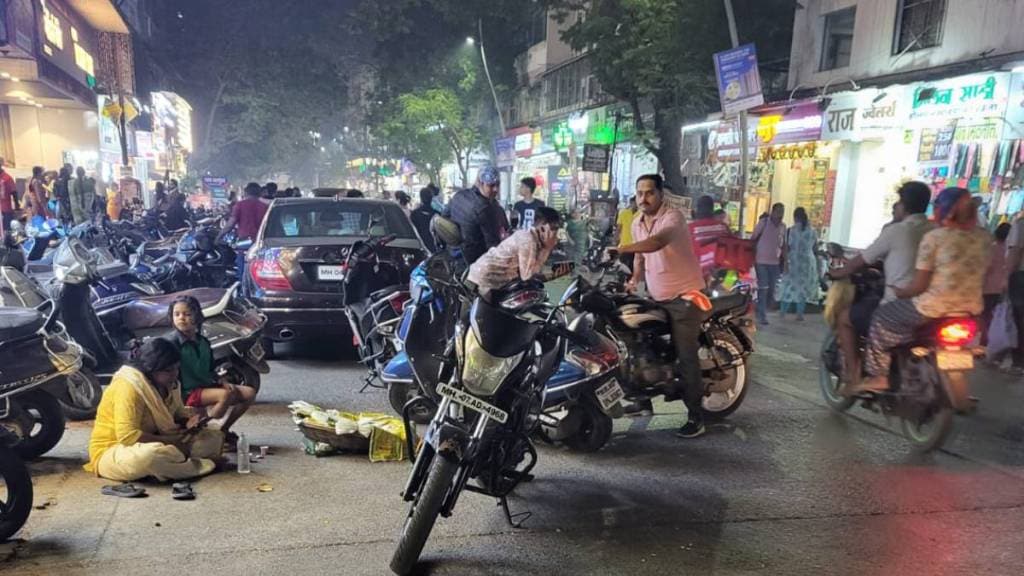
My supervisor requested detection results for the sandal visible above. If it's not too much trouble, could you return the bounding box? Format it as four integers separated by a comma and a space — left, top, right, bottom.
171, 482, 196, 501
101, 483, 147, 498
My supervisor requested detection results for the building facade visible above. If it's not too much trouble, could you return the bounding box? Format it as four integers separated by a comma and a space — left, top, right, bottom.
0, 0, 133, 182
497, 9, 656, 215
696, 0, 1024, 246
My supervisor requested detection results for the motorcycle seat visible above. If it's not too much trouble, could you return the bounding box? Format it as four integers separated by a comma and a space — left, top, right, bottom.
369, 285, 406, 302
710, 292, 749, 315
0, 308, 45, 341
122, 288, 231, 330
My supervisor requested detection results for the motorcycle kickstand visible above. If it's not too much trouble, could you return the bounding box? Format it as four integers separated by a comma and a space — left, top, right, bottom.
358, 371, 384, 393
498, 495, 532, 529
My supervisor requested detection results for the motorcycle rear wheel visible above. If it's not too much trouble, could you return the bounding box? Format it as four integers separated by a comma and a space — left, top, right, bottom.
0, 443, 33, 541
702, 335, 749, 421
818, 331, 855, 412
390, 455, 458, 576
563, 399, 613, 453
60, 369, 103, 421
901, 406, 954, 453
6, 390, 66, 460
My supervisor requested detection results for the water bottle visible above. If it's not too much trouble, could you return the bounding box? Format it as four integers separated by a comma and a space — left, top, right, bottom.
237, 433, 251, 474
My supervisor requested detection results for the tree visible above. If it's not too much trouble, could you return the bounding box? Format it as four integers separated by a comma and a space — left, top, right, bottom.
149, 0, 356, 182
547, 0, 796, 194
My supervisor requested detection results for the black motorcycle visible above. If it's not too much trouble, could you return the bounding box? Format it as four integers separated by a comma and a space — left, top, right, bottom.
563, 259, 755, 421
0, 305, 82, 460
342, 235, 410, 390
818, 245, 979, 452
390, 278, 571, 575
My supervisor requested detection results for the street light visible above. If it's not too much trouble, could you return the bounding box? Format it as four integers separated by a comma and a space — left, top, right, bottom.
465, 37, 475, 46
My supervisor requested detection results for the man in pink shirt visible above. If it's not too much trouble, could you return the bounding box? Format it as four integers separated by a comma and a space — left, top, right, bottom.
616, 174, 708, 438
751, 203, 786, 325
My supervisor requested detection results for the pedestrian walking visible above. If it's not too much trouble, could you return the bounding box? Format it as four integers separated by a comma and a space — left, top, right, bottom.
615, 196, 638, 270
54, 165, 72, 224
752, 203, 786, 325
69, 167, 93, 225
0, 158, 16, 233
410, 186, 440, 253
25, 166, 48, 221
779, 207, 818, 321
513, 177, 545, 230
980, 223, 1011, 346
106, 181, 123, 221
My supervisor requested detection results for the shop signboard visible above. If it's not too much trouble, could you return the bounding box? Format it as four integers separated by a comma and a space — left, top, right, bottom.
713, 44, 764, 116
202, 176, 229, 203
907, 72, 1010, 125
582, 144, 610, 173
918, 121, 957, 163
821, 89, 904, 141
547, 166, 572, 211
494, 136, 516, 168
752, 101, 822, 145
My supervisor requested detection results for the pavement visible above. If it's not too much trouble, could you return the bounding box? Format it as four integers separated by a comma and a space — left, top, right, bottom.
3, 313, 1024, 576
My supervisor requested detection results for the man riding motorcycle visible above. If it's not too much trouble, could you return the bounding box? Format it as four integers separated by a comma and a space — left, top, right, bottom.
614, 174, 710, 438
828, 181, 934, 389
853, 187, 990, 395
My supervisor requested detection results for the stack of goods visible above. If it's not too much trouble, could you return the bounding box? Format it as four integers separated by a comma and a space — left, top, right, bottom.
288, 401, 407, 462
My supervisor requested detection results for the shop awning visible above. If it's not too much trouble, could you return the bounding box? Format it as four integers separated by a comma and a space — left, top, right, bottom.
64, 0, 129, 33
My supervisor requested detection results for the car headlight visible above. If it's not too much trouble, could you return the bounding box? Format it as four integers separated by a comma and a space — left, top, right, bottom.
461, 327, 524, 397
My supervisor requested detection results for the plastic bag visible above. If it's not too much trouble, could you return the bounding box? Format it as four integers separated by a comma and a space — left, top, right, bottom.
823, 280, 856, 329
986, 301, 1018, 360
369, 416, 407, 462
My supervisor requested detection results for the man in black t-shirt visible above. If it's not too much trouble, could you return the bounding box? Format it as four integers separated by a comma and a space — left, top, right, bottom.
513, 177, 545, 230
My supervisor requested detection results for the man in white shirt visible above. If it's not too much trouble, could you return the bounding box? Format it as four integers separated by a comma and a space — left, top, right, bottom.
829, 181, 934, 386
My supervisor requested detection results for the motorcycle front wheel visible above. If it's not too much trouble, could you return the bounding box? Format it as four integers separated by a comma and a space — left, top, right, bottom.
5, 390, 66, 460
390, 455, 458, 576
0, 443, 33, 541
60, 369, 103, 421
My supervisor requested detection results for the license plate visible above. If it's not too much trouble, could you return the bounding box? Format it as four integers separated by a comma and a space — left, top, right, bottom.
318, 265, 346, 281
437, 383, 508, 424
937, 350, 973, 371
594, 379, 625, 411
249, 341, 265, 362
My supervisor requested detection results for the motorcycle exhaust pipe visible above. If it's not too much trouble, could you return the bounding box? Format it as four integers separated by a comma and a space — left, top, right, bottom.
277, 328, 295, 341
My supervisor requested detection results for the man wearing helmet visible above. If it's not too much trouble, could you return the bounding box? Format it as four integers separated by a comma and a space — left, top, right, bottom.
445, 166, 510, 264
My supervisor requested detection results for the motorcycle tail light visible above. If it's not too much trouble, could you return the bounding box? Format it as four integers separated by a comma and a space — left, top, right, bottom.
249, 256, 292, 292
937, 319, 976, 347
389, 293, 408, 316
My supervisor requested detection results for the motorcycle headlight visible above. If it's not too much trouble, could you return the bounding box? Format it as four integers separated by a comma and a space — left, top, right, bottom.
461, 327, 524, 397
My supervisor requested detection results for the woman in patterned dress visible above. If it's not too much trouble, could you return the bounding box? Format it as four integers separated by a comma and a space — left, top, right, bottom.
779, 207, 818, 321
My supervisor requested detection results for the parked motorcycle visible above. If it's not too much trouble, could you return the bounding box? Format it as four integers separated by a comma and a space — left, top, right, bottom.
1, 266, 104, 421
384, 257, 623, 451
0, 305, 82, 460
818, 244, 979, 452
0, 427, 33, 541
566, 258, 755, 421
342, 235, 410, 390
390, 277, 572, 575
51, 238, 269, 390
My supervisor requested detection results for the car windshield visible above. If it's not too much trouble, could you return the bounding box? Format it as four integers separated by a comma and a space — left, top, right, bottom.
263, 203, 415, 239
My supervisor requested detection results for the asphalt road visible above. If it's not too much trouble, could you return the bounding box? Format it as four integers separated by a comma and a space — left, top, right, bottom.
3, 316, 1024, 576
